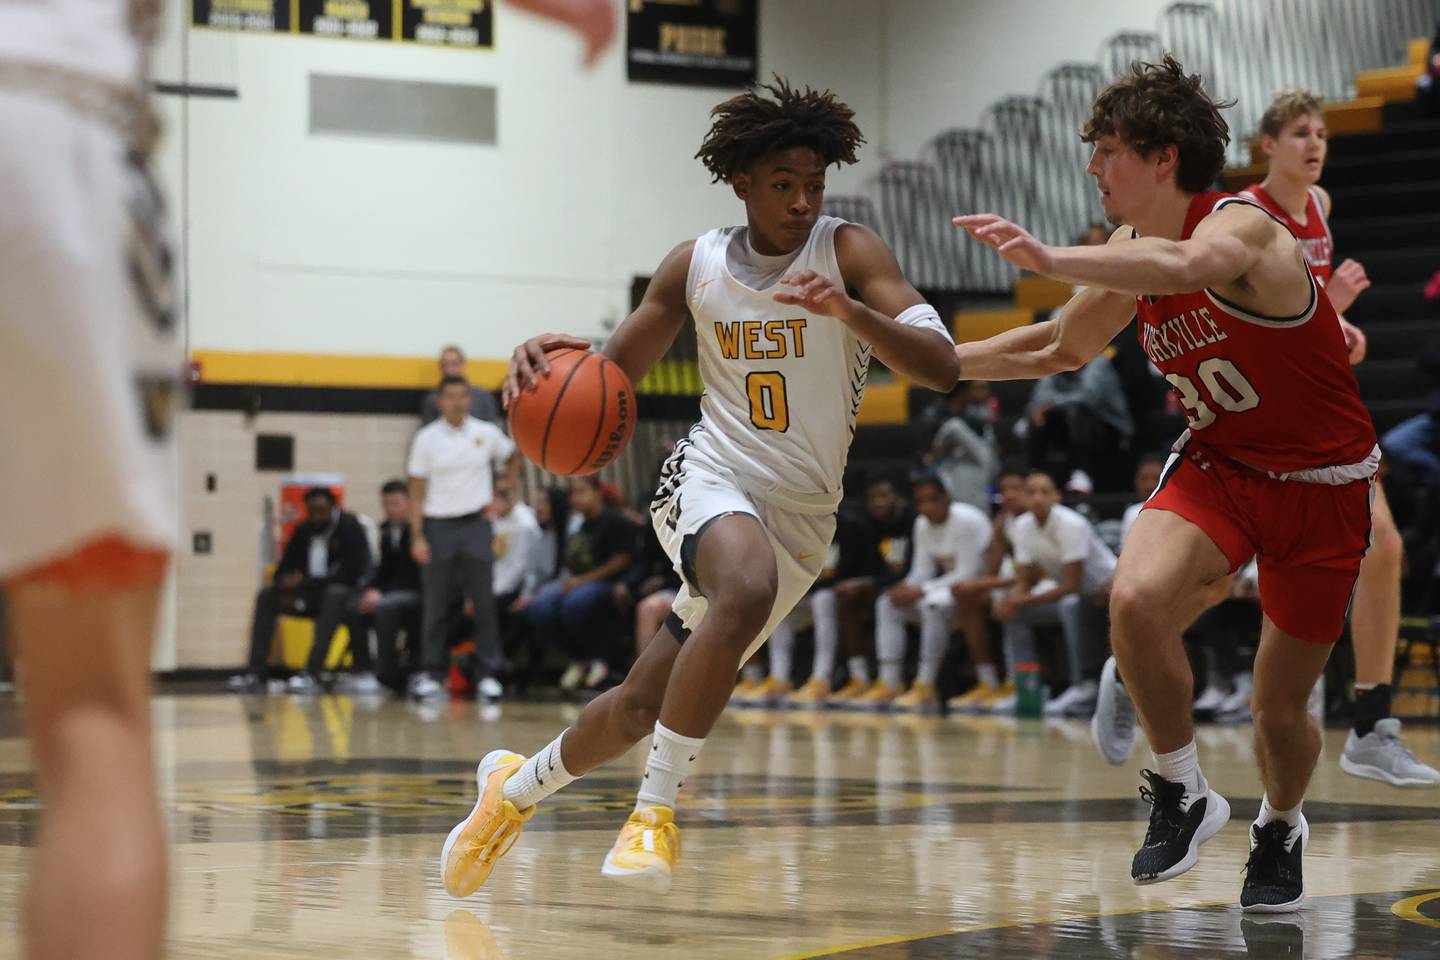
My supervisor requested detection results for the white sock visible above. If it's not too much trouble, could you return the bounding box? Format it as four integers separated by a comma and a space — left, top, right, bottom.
1153, 739, 1207, 798
811, 589, 839, 684
636, 722, 705, 812
1257, 794, 1303, 829
976, 662, 1000, 688
503, 730, 577, 809
880, 660, 904, 689
741, 660, 764, 684
848, 656, 871, 685
768, 622, 794, 685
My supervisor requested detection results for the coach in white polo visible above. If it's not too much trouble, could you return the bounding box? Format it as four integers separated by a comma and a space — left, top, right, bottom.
408, 375, 517, 700
1000, 469, 1117, 718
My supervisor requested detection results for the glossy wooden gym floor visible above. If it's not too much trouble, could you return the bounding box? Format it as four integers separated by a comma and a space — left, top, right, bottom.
2, 694, 1439, 958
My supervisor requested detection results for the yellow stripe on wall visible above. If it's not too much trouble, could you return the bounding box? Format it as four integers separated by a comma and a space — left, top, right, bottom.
192, 351, 509, 390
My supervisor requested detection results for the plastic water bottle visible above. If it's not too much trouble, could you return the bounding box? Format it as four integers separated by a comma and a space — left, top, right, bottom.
1016, 663, 1044, 718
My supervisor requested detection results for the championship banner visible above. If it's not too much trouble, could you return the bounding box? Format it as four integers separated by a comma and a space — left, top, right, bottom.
193, 0, 289, 33
193, 0, 493, 48
626, 0, 757, 88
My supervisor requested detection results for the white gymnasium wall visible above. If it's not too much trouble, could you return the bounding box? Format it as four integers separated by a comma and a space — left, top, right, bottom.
877, 0, 1180, 160
148, 1, 884, 362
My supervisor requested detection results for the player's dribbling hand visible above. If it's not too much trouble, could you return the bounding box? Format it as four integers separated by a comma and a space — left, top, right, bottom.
1328, 258, 1371, 315
503, 333, 593, 409
773, 270, 858, 319
952, 214, 1056, 275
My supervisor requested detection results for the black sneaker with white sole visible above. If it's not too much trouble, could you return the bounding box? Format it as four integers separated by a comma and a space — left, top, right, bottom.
1130, 769, 1231, 884
1241, 816, 1307, 913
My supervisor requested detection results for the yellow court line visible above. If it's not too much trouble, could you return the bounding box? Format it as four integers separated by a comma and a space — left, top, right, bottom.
1392, 890, 1440, 929
772, 885, 1440, 960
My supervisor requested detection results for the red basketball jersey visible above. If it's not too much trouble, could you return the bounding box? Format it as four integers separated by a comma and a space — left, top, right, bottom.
1135, 191, 1376, 478
1239, 183, 1334, 286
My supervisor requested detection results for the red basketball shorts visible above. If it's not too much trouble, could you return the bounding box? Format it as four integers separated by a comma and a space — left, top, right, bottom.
1143, 443, 1373, 645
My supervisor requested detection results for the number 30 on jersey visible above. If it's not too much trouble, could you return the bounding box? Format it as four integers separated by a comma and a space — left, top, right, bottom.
1166, 357, 1260, 430
746, 372, 790, 432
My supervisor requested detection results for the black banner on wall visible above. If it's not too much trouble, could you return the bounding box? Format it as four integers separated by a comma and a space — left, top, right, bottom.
298, 0, 390, 41
193, 0, 289, 33
626, 0, 757, 88
401, 0, 494, 48
193, 0, 493, 47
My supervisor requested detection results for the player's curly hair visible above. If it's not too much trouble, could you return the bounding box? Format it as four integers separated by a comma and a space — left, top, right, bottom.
695, 75, 865, 184
1082, 54, 1234, 193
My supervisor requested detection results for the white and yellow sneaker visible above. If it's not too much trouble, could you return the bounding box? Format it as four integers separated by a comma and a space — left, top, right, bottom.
894, 681, 939, 713
947, 681, 1000, 714
826, 676, 868, 705
440, 749, 534, 897
786, 677, 832, 709
600, 805, 682, 893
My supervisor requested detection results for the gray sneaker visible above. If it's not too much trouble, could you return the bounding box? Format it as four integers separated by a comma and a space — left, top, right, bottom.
1340, 718, 1440, 786
1091, 657, 1138, 765
286, 673, 321, 696
336, 672, 385, 696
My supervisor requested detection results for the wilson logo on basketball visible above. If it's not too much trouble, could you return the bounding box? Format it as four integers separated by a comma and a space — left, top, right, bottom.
588, 388, 631, 472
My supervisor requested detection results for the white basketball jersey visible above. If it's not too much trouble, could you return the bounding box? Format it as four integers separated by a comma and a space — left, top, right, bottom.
684, 215, 870, 510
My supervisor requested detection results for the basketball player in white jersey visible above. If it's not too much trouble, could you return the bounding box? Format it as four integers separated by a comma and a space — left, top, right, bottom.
441, 78, 959, 897
1, 3, 612, 956
1242, 92, 1434, 787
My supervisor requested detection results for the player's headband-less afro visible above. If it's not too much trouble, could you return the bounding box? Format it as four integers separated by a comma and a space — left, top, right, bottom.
695, 75, 865, 184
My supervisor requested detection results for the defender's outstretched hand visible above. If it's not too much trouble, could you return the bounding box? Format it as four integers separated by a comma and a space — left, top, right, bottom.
953, 214, 1056, 275
502, 333, 593, 408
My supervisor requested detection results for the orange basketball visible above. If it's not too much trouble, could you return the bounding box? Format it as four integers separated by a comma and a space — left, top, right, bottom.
507, 348, 635, 477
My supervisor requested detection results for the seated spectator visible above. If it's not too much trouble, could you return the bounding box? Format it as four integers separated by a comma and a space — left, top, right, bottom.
526, 477, 635, 691
1119, 454, 1168, 545
229, 487, 372, 694
617, 515, 681, 662
348, 480, 423, 695
491, 477, 542, 653
421, 344, 502, 428
1021, 349, 1134, 494
862, 474, 991, 713
925, 380, 998, 512
997, 470, 1116, 718
946, 466, 1029, 712
824, 475, 915, 704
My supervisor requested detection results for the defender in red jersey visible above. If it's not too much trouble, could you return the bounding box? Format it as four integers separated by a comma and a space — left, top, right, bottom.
1245, 91, 1436, 788
952, 57, 1374, 912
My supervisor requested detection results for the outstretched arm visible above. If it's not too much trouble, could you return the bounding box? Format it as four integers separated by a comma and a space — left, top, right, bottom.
775, 224, 959, 391
954, 204, 1271, 296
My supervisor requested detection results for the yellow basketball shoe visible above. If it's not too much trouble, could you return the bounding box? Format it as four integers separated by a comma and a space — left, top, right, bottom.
947, 681, 1000, 714
894, 681, 939, 713
731, 676, 762, 702
787, 677, 832, 709
827, 676, 868, 705
851, 680, 899, 710
441, 749, 534, 897
750, 676, 792, 705
600, 805, 682, 893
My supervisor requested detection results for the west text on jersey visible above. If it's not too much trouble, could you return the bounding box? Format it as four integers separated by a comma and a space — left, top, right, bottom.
713, 319, 809, 360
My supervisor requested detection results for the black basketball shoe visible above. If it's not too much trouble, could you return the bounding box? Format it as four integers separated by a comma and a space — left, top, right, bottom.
1130, 769, 1231, 884
1241, 816, 1308, 913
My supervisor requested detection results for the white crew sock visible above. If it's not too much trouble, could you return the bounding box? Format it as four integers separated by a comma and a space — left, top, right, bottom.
741, 660, 765, 684
1153, 739, 1207, 800
810, 589, 839, 685
503, 730, 577, 809
636, 722, 706, 812
916, 606, 950, 687
976, 662, 1000, 688
768, 621, 794, 685
880, 660, 905, 689
848, 656, 871, 686
1257, 794, 1303, 829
